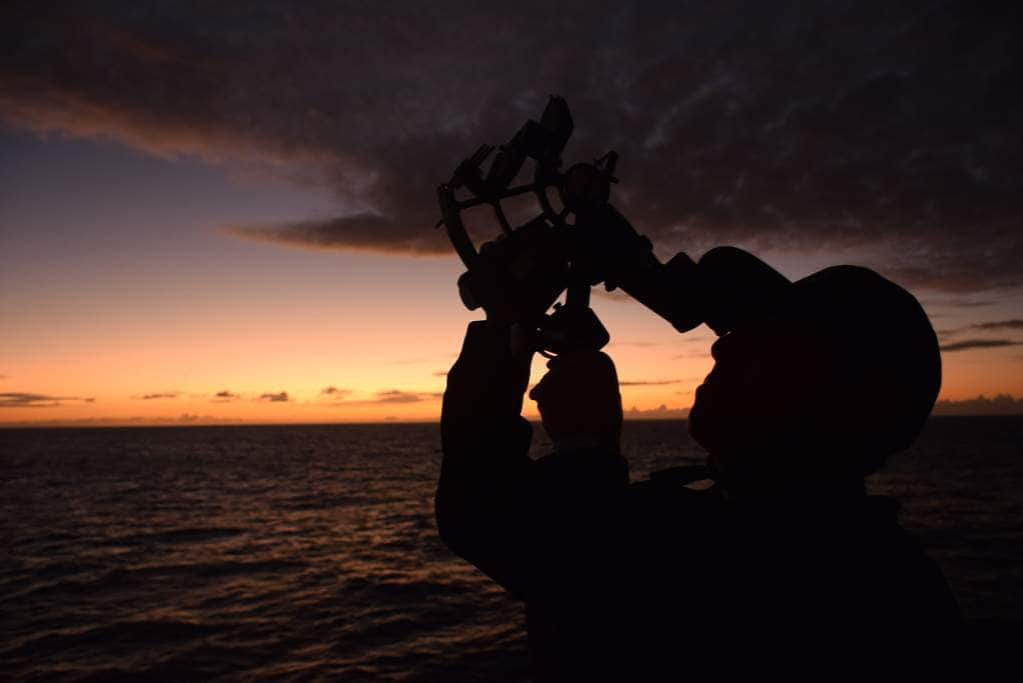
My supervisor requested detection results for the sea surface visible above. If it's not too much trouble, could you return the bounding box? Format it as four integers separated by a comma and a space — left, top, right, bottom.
2, 418, 1021, 680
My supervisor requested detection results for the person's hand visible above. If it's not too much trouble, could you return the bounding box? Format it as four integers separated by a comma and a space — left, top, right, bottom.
443, 321, 533, 427
529, 350, 623, 454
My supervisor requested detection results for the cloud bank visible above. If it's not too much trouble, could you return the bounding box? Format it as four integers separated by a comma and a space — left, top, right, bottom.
320, 389, 443, 406
364, 390, 442, 405
3, 2, 1021, 292
626, 404, 690, 420
0, 392, 96, 408
932, 394, 1023, 416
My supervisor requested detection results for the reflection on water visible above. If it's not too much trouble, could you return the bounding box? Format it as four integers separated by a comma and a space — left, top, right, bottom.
1, 418, 1020, 679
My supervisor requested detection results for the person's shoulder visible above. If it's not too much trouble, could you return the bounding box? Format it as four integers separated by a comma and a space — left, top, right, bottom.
850, 495, 965, 631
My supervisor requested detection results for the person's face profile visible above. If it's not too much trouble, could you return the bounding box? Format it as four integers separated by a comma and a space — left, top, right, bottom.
689, 321, 824, 459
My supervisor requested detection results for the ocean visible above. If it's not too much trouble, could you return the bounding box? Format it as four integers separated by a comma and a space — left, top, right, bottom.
2, 417, 1021, 680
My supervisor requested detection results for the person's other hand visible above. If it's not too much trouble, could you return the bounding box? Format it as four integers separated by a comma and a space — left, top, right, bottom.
529, 350, 623, 453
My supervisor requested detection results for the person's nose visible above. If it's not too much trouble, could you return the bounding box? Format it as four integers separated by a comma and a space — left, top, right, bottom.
710, 333, 732, 362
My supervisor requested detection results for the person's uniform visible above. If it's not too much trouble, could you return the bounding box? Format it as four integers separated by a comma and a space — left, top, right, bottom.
437, 246, 963, 679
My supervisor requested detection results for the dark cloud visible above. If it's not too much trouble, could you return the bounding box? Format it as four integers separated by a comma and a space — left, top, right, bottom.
932, 394, 1023, 416
258, 391, 289, 402
3, 3, 1021, 292
136, 392, 178, 400
939, 339, 1022, 352
212, 390, 240, 402
231, 215, 444, 254
0, 392, 95, 407
0, 414, 244, 427
970, 319, 1023, 331
938, 319, 1023, 339
320, 386, 352, 397
922, 298, 994, 309
373, 390, 441, 404
178, 412, 224, 423
322, 389, 443, 406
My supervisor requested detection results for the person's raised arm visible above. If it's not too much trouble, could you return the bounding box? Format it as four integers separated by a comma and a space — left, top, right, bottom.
436, 320, 535, 597
575, 204, 791, 337
436, 323, 630, 600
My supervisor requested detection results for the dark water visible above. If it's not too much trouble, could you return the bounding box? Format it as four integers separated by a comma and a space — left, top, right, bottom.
2, 418, 1021, 680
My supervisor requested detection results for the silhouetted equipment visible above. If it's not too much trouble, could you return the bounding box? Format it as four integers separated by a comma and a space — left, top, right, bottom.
436, 99, 960, 678
434, 97, 801, 353
436, 96, 616, 356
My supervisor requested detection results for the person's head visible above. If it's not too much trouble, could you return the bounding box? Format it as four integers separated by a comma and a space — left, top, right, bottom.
688, 264, 941, 486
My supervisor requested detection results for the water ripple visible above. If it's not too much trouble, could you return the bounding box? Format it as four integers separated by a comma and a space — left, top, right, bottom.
1, 419, 1019, 678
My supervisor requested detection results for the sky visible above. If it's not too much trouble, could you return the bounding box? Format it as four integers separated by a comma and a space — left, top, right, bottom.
1, 1, 1021, 426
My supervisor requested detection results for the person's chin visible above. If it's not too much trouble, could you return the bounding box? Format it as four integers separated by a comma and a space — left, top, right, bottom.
688, 390, 735, 454
687, 394, 710, 445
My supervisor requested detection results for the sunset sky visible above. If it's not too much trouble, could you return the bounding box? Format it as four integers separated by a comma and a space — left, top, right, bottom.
1, 1, 1021, 426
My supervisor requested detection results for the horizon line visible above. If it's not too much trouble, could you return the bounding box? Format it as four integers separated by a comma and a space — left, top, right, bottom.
2, 413, 1022, 430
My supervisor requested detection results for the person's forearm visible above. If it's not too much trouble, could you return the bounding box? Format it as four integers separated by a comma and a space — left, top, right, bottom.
617, 251, 704, 334
440, 321, 531, 455
617, 246, 793, 337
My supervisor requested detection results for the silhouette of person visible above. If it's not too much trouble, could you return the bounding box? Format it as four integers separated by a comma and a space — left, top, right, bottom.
437, 211, 962, 679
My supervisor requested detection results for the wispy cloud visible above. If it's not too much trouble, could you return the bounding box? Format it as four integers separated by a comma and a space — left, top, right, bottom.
258, 391, 289, 403
939, 339, 1022, 352
0, 414, 245, 427
320, 389, 443, 406
671, 351, 712, 360
135, 392, 178, 400
0, 392, 96, 408
372, 390, 442, 404
969, 319, 1023, 331
921, 298, 994, 310
212, 390, 240, 402
939, 319, 1023, 339
606, 341, 663, 349
320, 386, 352, 397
